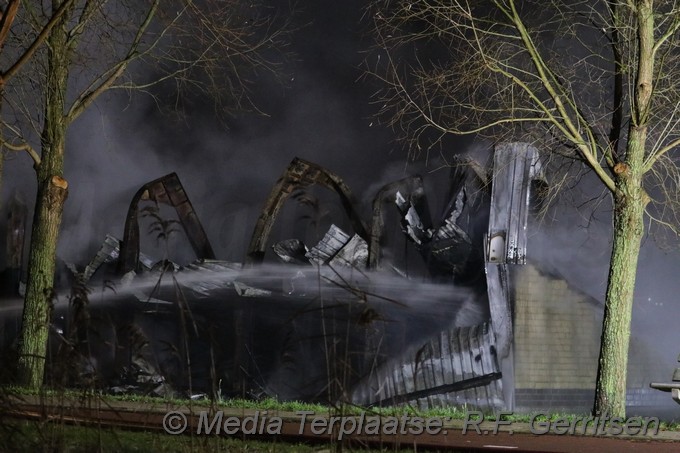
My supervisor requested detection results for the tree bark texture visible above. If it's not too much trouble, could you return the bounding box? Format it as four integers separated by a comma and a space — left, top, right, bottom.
17, 1, 70, 388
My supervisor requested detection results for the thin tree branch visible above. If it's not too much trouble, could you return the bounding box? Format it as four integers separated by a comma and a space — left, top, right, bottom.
0, 138, 40, 167
0, 0, 20, 51
66, 0, 161, 122
1, 0, 77, 83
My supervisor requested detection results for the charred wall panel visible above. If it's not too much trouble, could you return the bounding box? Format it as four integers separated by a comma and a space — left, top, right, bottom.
350, 322, 503, 410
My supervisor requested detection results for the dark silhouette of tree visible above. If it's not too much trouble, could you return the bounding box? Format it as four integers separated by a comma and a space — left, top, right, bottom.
368, 0, 680, 418
3, 0, 289, 389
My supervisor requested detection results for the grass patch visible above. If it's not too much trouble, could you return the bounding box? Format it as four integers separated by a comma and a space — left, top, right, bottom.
4, 384, 679, 432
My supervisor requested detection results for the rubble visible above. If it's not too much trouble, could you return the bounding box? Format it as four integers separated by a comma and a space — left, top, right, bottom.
305, 224, 351, 265
272, 239, 310, 265
108, 355, 174, 398
1, 144, 544, 409
234, 281, 272, 297
328, 234, 368, 268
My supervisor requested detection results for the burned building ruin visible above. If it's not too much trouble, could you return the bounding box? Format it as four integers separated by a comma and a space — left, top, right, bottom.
1, 142, 666, 414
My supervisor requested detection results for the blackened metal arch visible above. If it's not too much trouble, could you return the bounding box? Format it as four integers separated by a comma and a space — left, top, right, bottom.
245, 157, 369, 265
118, 172, 216, 274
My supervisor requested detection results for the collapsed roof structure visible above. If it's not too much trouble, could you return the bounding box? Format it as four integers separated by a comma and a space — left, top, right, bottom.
0, 143, 545, 409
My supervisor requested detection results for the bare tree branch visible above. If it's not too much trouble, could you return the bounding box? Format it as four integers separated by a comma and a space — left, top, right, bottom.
66, 0, 160, 121
0, 0, 21, 50
0, 136, 40, 166
1, 0, 77, 84
367, 0, 680, 419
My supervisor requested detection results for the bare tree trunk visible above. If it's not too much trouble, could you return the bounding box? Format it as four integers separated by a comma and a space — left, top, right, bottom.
17, 175, 68, 387
13, 0, 285, 388
594, 191, 645, 418
594, 115, 648, 420
17, 2, 70, 388
594, 1, 654, 419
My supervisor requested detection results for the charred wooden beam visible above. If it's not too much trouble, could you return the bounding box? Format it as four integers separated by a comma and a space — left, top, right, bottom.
245, 158, 368, 265
118, 173, 215, 275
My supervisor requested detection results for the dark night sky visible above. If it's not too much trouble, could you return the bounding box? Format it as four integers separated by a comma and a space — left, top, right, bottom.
3, 0, 426, 263
2, 0, 680, 376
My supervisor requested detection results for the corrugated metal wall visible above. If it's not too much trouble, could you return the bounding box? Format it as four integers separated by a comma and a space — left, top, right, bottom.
351, 322, 504, 410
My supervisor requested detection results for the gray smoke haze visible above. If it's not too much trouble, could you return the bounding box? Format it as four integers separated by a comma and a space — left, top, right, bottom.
1, 0, 680, 411
1, 0, 406, 265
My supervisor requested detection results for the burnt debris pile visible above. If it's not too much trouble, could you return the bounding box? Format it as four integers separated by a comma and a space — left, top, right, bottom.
0, 143, 545, 410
